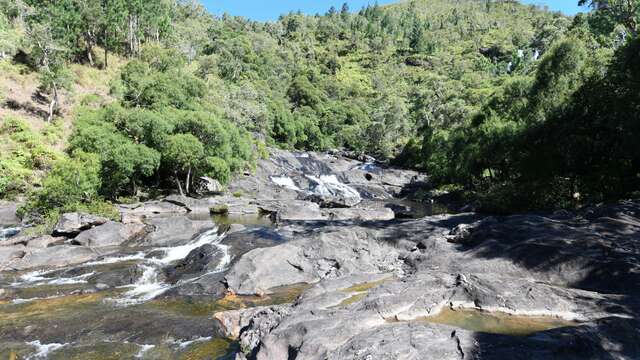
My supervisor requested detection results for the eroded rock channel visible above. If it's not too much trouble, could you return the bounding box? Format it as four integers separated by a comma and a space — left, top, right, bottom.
1, 150, 638, 359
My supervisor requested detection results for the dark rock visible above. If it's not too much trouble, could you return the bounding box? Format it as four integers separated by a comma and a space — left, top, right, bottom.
217, 200, 640, 360
163, 271, 227, 298
53, 212, 109, 237
87, 264, 143, 288
163, 244, 223, 284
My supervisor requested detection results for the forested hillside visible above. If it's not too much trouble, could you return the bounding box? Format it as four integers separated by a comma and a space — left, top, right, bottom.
0, 0, 638, 224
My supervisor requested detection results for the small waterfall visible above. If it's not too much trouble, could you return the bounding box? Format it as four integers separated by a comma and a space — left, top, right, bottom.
135, 344, 155, 358
0, 226, 20, 241
117, 264, 170, 305
26, 340, 68, 359
270, 175, 301, 191
156, 228, 223, 264
166, 336, 212, 349
358, 162, 378, 171
306, 174, 361, 202
115, 228, 230, 305
11, 271, 95, 287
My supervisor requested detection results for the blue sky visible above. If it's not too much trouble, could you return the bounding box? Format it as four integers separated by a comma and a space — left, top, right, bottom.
202, 1, 590, 22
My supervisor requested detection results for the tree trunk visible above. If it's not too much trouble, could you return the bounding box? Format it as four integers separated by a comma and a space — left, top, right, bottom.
175, 172, 185, 196
87, 46, 94, 67
47, 83, 58, 123
186, 167, 191, 194
86, 30, 95, 67
104, 29, 109, 68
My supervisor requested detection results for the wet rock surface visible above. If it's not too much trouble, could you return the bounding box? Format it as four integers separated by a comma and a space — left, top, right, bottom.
3, 149, 638, 359
219, 200, 640, 360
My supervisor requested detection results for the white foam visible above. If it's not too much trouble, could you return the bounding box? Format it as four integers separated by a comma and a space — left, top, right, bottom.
116, 265, 170, 305
83, 252, 147, 266
11, 270, 96, 287
114, 228, 229, 305
135, 344, 155, 358
12, 295, 63, 304
306, 174, 361, 202
45, 272, 95, 285
156, 228, 221, 264
0, 226, 20, 240
359, 162, 378, 171
11, 270, 54, 286
167, 336, 212, 349
26, 340, 68, 359
271, 176, 301, 191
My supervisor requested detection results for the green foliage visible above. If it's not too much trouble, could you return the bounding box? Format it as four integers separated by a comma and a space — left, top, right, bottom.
0, 117, 62, 198
67, 47, 255, 197
25, 151, 102, 215
205, 156, 231, 185
70, 108, 162, 197
163, 133, 204, 174
0, 11, 21, 58
120, 55, 205, 110
6, 0, 640, 215
443, 23, 640, 211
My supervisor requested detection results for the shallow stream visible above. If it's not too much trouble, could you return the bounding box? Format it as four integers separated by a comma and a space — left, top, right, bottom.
0, 217, 277, 359
1, 204, 575, 359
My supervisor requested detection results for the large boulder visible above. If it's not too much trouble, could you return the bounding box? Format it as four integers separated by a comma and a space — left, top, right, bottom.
0, 245, 98, 271
224, 272, 635, 360
218, 200, 640, 360
0, 202, 20, 227
0, 246, 27, 269
225, 226, 402, 295
194, 176, 223, 194
163, 243, 225, 283
1, 234, 66, 248
52, 213, 108, 237
260, 200, 323, 222
74, 221, 147, 247
143, 216, 215, 247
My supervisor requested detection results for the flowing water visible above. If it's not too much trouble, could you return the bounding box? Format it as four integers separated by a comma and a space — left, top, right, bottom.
0, 220, 254, 359
0, 226, 21, 241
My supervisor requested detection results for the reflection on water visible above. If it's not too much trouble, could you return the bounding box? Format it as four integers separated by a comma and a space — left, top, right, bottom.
417, 307, 578, 336
211, 213, 274, 228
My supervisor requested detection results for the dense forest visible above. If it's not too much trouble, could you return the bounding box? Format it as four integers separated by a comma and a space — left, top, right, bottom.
0, 0, 638, 225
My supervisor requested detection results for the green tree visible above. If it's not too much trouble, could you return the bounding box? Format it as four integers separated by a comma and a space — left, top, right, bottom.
28, 151, 102, 214
26, 21, 74, 122
579, 0, 640, 35
162, 133, 205, 195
